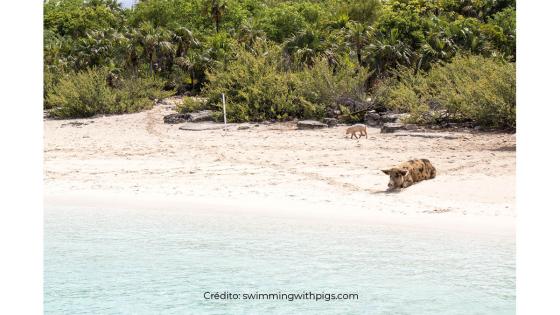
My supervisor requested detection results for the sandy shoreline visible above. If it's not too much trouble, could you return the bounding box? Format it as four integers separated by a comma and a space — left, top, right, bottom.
44, 103, 516, 234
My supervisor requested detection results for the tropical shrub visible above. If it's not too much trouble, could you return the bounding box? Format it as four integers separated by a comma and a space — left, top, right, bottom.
292, 58, 369, 115
204, 42, 368, 122
204, 43, 299, 122
114, 75, 173, 113
379, 55, 515, 128
178, 97, 209, 113
48, 68, 117, 118
48, 68, 171, 118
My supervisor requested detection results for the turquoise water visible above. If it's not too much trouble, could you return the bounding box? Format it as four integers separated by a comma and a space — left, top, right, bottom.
45, 206, 515, 314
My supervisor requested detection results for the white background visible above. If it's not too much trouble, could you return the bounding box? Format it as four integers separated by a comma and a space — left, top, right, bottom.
0, 0, 558, 313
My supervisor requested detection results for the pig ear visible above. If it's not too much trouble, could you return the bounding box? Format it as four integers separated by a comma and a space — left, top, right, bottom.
398, 169, 409, 176
381, 169, 391, 175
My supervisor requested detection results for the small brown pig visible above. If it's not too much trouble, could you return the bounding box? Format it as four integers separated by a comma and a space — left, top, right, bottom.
346, 124, 368, 139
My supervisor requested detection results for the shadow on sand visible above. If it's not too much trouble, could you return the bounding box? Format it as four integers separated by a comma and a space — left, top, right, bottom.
367, 188, 402, 195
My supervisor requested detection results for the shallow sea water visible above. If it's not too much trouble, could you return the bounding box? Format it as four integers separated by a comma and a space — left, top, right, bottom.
45, 206, 515, 314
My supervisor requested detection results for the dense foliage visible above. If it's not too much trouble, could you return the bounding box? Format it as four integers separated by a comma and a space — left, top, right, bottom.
44, 0, 516, 128
199, 42, 368, 122
47, 68, 171, 118
379, 55, 515, 128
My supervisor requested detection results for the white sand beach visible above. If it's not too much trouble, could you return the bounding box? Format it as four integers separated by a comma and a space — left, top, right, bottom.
44, 103, 516, 234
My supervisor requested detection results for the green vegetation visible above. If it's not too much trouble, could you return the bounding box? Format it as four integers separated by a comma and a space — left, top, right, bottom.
44, 0, 515, 128
379, 55, 515, 128
201, 42, 368, 122
178, 96, 208, 113
47, 68, 171, 118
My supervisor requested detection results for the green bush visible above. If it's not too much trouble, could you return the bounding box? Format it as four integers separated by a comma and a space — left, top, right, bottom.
293, 58, 368, 110
48, 68, 117, 118
379, 55, 515, 129
115, 75, 173, 113
177, 97, 209, 113
203, 41, 368, 122
43, 66, 64, 110
204, 43, 302, 122
48, 68, 172, 118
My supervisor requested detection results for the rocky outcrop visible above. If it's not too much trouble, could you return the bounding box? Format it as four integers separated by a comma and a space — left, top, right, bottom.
323, 118, 338, 128
336, 97, 369, 111
188, 110, 214, 122
364, 111, 382, 126
383, 113, 409, 123
364, 111, 410, 127
163, 113, 190, 124
297, 120, 327, 129
380, 123, 418, 133
157, 96, 184, 108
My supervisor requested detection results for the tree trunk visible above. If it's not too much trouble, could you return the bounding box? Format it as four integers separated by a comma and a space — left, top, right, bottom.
190, 70, 195, 90
357, 49, 362, 65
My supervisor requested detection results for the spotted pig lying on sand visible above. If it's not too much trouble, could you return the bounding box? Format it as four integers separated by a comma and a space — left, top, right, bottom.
382, 159, 436, 190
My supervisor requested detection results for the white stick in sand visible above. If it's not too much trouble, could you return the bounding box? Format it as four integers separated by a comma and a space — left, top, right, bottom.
222, 93, 227, 129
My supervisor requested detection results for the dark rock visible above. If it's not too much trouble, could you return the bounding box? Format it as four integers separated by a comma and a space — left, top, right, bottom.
176, 84, 192, 95
404, 124, 419, 130
336, 97, 369, 111
380, 123, 418, 133
164, 113, 190, 124
163, 81, 177, 91
365, 111, 410, 127
297, 120, 328, 129
364, 111, 382, 127
381, 123, 405, 133
188, 110, 214, 122
442, 121, 474, 129
372, 103, 389, 113
157, 97, 184, 107
382, 113, 409, 123
238, 125, 251, 130
323, 118, 338, 127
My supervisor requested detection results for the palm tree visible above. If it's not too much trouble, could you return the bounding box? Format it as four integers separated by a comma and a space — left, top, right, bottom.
205, 0, 227, 33
176, 49, 213, 91
237, 19, 265, 50
44, 30, 64, 68
124, 28, 142, 73
74, 29, 125, 69
416, 29, 457, 71
364, 29, 413, 76
137, 23, 174, 73
448, 19, 493, 56
173, 27, 199, 58
283, 29, 325, 68
155, 35, 175, 73
345, 22, 371, 66
207, 32, 232, 71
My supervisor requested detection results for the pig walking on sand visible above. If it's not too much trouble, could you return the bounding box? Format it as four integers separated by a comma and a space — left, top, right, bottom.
346, 124, 367, 139
382, 159, 436, 190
